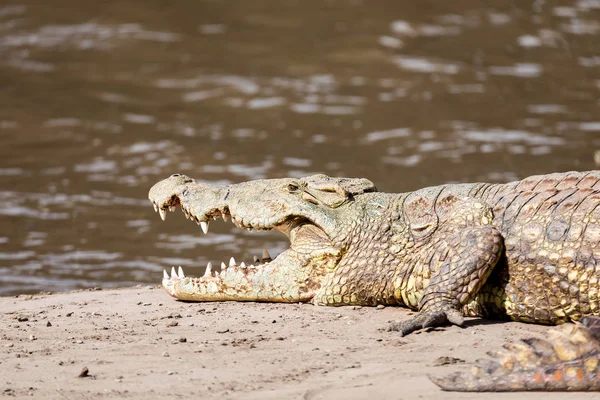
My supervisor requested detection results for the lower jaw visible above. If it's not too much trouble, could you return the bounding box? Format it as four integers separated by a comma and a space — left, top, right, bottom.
161, 249, 343, 303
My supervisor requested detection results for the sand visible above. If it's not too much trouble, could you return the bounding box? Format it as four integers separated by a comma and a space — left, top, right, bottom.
0, 287, 595, 399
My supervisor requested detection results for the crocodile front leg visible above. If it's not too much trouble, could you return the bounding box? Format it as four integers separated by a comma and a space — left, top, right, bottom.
389, 198, 503, 335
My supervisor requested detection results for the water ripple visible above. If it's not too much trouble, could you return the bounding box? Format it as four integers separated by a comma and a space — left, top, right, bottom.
393, 56, 461, 74
489, 63, 542, 78
363, 128, 411, 143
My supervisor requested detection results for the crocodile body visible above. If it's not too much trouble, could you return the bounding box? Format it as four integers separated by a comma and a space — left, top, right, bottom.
149, 171, 600, 390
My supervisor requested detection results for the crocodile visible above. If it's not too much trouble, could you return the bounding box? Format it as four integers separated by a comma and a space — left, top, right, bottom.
148, 171, 600, 339
432, 316, 600, 391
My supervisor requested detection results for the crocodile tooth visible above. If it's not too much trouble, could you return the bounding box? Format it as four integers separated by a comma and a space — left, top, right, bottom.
178, 266, 185, 279
163, 269, 169, 279
262, 249, 271, 261
222, 213, 229, 222
159, 208, 167, 221
253, 255, 260, 264
204, 262, 212, 277
200, 221, 209, 234
153, 203, 158, 212
240, 262, 246, 268
221, 262, 227, 270
229, 257, 236, 267
171, 266, 177, 279
214, 271, 219, 277
169, 206, 175, 212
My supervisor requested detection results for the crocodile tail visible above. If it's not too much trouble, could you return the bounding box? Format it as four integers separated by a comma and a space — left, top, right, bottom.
431, 317, 600, 391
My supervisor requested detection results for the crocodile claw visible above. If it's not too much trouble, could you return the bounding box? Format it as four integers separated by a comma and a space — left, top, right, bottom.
388, 308, 465, 336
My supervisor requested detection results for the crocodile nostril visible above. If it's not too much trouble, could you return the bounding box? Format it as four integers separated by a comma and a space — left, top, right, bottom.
171, 173, 181, 177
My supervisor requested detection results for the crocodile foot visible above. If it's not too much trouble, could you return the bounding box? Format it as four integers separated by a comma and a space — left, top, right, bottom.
388, 308, 465, 336
430, 316, 600, 391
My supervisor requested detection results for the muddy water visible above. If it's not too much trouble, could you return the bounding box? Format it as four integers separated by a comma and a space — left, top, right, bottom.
1, 0, 600, 295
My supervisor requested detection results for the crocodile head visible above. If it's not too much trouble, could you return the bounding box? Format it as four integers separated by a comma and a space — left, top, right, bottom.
148, 173, 377, 302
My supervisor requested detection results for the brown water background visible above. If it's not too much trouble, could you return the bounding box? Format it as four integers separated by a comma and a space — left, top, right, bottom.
1, 0, 600, 295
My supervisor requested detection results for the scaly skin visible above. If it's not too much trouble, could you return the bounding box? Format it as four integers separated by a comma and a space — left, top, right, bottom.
431, 316, 600, 391
148, 171, 600, 340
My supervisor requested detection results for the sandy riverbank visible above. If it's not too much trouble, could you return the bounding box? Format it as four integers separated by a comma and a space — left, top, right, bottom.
0, 287, 594, 399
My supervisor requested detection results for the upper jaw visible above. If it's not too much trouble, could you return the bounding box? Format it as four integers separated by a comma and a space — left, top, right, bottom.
149, 189, 296, 236
149, 189, 330, 247
148, 175, 329, 236
149, 175, 345, 259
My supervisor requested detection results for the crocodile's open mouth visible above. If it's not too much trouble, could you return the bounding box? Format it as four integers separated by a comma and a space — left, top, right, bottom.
150, 193, 340, 286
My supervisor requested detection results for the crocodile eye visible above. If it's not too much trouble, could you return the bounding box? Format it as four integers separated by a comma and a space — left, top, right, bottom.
286, 183, 299, 193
